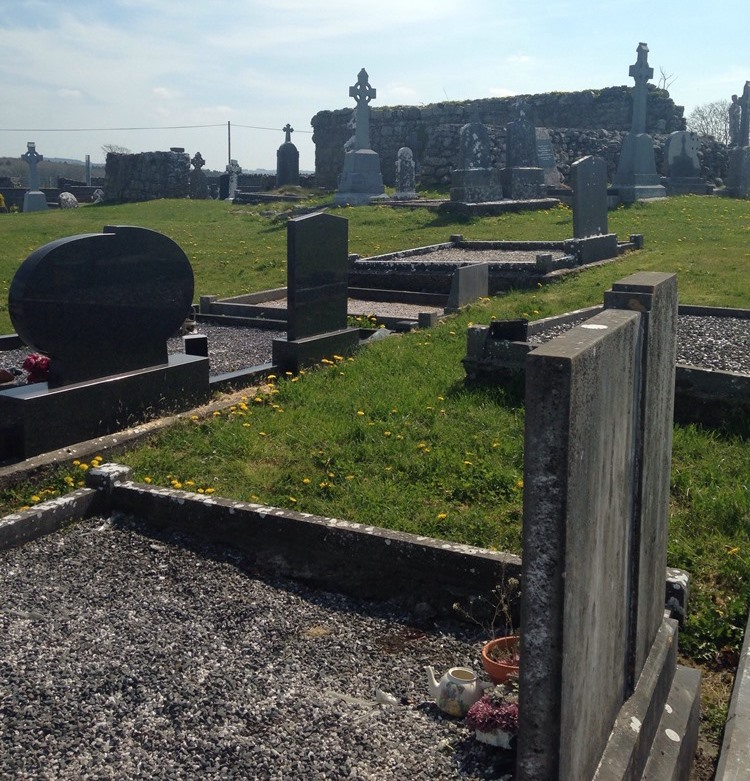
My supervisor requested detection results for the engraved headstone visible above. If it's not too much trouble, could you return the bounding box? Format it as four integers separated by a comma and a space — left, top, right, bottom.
334, 68, 385, 205
571, 155, 608, 238
225, 159, 242, 201
500, 116, 545, 199
665, 131, 708, 194
276, 123, 300, 187
394, 147, 417, 199
8, 225, 195, 387
449, 118, 503, 202
459, 120, 493, 170
535, 128, 562, 187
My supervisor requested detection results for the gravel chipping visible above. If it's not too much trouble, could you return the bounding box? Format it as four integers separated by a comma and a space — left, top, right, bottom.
0, 515, 514, 781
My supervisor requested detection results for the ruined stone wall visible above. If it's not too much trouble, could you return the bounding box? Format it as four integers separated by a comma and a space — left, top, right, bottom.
104, 151, 190, 203
311, 85, 688, 189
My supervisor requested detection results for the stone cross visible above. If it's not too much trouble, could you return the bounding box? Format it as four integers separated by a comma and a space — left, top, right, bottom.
739, 81, 750, 148
283, 123, 294, 144
348, 68, 376, 151
21, 142, 43, 190
628, 42, 654, 135
191, 152, 205, 170
225, 158, 242, 199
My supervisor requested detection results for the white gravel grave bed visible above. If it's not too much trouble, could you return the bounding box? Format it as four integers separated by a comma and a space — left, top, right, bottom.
0, 515, 515, 781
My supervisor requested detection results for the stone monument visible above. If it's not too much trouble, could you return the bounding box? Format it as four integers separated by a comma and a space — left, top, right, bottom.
665, 131, 710, 195
535, 127, 562, 187
21, 142, 48, 213
570, 155, 619, 262
726, 81, 750, 198
500, 115, 546, 199
225, 159, 242, 201
449, 117, 503, 202
393, 147, 418, 200
613, 43, 666, 202
276, 123, 300, 187
334, 68, 385, 205
729, 94, 741, 147
189, 152, 208, 199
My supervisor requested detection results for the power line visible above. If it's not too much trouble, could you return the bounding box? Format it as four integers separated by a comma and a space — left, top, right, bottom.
0, 123, 312, 134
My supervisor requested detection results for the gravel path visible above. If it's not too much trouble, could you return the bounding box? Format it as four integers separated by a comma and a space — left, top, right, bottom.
0, 515, 513, 781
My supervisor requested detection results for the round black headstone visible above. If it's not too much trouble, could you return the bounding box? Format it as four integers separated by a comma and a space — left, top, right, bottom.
9, 225, 194, 387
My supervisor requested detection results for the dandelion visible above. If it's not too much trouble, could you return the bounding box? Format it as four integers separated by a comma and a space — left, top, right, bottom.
31, 495, 41, 503
79, 463, 89, 471
205, 488, 215, 495
243, 422, 251, 427
302, 477, 311, 484
191, 414, 199, 421
384, 431, 392, 437
144, 477, 153, 484
437, 512, 448, 520
289, 496, 297, 503
267, 374, 277, 381
72, 460, 80, 466
357, 410, 365, 416
213, 411, 221, 417
464, 460, 473, 466
516, 479, 524, 489
259, 431, 268, 437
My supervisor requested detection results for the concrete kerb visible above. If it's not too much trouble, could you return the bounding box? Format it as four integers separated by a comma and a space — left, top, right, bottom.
0, 463, 523, 618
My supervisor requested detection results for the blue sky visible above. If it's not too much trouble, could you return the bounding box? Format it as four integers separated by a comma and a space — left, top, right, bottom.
1, 0, 748, 172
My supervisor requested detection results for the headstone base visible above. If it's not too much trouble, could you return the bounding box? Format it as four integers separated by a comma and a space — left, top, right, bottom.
725, 146, 750, 198
0, 354, 210, 461
334, 149, 385, 205
449, 168, 504, 203
500, 167, 546, 200
665, 177, 713, 196
272, 328, 360, 374
22, 191, 48, 212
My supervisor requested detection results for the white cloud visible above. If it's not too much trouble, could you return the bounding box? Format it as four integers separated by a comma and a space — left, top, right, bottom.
506, 54, 533, 65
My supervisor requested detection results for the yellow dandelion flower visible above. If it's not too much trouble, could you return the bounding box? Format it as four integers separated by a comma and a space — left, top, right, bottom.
243, 422, 251, 427
205, 488, 215, 495
383, 431, 392, 437
516, 479, 524, 489
31, 495, 41, 503
289, 496, 297, 503
72, 460, 80, 466
437, 512, 448, 520
144, 477, 153, 484
259, 431, 267, 437
79, 463, 89, 471
357, 410, 365, 416
302, 478, 311, 484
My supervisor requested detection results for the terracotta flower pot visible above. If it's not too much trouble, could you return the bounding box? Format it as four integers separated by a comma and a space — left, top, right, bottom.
481, 636, 520, 684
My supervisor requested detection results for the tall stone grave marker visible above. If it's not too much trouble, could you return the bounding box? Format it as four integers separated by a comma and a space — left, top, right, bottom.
726, 81, 750, 198
1, 226, 209, 459
334, 68, 385, 205
665, 131, 709, 194
189, 152, 208, 199
21, 142, 48, 212
571, 155, 608, 237
276, 123, 300, 187
272, 212, 359, 372
449, 118, 503, 203
613, 43, 666, 202
517, 272, 700, 780
394, 146, 418, 199
501, 116, 545, 199
225, 159, 242, 201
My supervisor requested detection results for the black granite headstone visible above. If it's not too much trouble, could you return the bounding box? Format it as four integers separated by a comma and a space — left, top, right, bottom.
286, 212, 349, 341
9, 225, 194, 387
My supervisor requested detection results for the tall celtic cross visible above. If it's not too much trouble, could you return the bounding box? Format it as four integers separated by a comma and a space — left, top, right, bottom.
628, 42, 653, 135
348, 68, 376, 151
283, 123, 294, 144
739, 81, 750, 148
21, 141, 43, 191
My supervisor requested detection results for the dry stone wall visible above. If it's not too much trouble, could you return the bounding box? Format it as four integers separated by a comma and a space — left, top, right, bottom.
312, 86, 691, 189
104, 151, 190, 203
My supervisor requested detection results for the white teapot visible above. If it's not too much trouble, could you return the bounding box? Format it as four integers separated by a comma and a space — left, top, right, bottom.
425, 665, 488, 717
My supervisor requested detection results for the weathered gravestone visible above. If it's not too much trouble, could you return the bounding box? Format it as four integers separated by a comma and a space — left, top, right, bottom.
613, 43, 666, 203
0, 226, 209, 460
21, 142, 48, 213
570, 155, 618, 262
501, 116, 545, 199
225, 159, 242, 201
449, 119, 503, 203
334, 68, 385, 205
189, 152, 208, 199
536, 128, 562, 187
272, 212, 359, 372
276, 123, 300, 188
445, 263, 489, 312
726, 81, 750, 198
394, 147, 418, 200
518, 272, 700, 781
665, 131, 709, 195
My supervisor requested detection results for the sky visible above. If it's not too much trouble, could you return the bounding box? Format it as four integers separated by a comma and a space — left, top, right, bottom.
1, 0, 748, 173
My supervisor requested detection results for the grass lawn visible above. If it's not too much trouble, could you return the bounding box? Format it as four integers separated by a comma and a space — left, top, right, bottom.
1, 192, 750, 748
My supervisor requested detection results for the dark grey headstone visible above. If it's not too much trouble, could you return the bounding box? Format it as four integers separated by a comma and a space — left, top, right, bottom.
445, 263, 488, 311
277, 124, 300, 187
506, 117, 538, 168
189, 152, 208, 199
8, 225, 194, 387
571, 155, 608, 238
666, 131, 701, 179
286, 212, 349, 340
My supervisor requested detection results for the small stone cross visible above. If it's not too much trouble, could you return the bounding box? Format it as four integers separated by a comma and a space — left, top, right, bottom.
21, 141, 43, 190
191, 152, 205, 170
283, 123, 294, 144
628, 42, 654, 135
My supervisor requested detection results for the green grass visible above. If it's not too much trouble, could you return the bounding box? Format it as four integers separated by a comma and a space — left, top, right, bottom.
2, 195, 750, 739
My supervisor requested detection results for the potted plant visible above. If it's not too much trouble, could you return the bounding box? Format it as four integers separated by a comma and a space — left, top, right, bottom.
465, 679, 519, 749
454, 574, 521, 685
